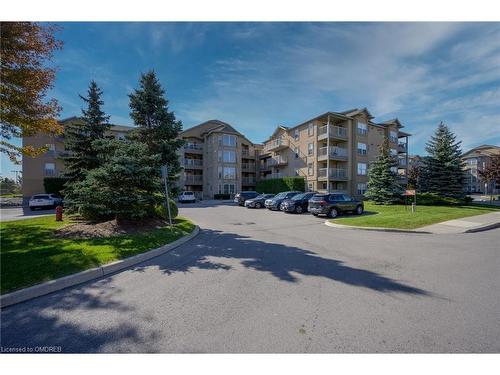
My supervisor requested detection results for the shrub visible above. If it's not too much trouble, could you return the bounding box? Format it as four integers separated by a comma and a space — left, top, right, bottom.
413, 192, 471, 206
256, 176, 305, 194
154, 199, 178, 220
214, 193, 231, 200
43, 177, 68, 196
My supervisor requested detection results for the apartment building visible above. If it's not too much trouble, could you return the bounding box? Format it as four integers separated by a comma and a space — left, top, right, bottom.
462, 145, 500, 194
177, 120, 261, 199
21, 117, 133, 200
260, 108, 410, 198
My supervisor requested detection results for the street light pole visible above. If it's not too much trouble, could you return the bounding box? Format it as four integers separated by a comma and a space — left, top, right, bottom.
161, 164, 173, 226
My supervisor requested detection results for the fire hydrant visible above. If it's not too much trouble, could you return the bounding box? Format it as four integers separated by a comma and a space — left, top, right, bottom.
55, 205, 63, 221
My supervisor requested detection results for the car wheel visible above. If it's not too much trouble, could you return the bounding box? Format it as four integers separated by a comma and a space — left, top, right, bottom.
295, 205, 303, 214
355, 205, 364, 215
312, 213, 318, 217
328, 208, 339, 218
30, 207, 35, 211
255, 202, 262, 208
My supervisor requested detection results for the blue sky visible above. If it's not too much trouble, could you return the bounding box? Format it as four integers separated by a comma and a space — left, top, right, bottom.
2, 22, 500, 179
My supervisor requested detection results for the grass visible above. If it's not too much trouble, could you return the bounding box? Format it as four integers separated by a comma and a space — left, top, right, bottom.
332, 202, 499, 230
0, 193, 22, 198
0, 215, 195, 294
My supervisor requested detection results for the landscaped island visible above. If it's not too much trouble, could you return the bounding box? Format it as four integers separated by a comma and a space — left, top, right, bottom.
0, 216, 195, 294
332, 202, 499, 229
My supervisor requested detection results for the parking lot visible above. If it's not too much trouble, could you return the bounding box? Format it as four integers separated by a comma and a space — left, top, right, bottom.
1, 200, 499, 352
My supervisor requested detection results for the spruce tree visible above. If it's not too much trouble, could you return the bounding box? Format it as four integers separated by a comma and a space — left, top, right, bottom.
365, 138, 403, 204
128, 71, 184, 188
62, 80, 110, 184
420, 122, 465, 198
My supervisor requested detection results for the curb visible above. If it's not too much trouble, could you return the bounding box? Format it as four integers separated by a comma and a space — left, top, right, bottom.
464, 221, 500, 233
324, 220, 431, 234
0, 225, 200, 308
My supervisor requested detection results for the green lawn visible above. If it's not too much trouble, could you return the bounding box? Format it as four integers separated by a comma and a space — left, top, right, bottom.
332, 202, 499, 230
0, 216, 195, 294
0, 193, 22, 198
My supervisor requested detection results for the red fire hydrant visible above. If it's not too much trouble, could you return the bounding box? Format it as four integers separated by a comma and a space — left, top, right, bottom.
55, 205, 63, 221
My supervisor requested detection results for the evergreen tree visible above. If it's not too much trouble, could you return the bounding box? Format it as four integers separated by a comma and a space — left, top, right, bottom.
365, 138, 403, 204
128, 71, 184, 188
70, 139, 163, 221
62, 80, 110, 184
420, 122, 465, 198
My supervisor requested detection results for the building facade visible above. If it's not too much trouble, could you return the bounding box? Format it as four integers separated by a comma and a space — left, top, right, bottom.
21, 117, 133, 200
259, 108, 410, 198
462, 145, 500, 194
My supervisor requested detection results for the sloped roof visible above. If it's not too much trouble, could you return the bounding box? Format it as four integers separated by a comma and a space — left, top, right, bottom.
341, 107, 374, 119
462, 144, 500, 158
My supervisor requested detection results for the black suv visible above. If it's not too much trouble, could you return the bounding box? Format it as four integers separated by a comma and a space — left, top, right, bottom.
281, 192, 317, 214
245, 193, 275, 209
265, 191, 301, 211
234, 191, 260, 206
308, 193, 364, 218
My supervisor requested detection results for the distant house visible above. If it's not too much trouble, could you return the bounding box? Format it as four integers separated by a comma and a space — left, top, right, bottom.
462, 145, 500, 194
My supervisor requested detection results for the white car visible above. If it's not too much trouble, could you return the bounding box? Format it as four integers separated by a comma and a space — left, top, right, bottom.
29, 194, 62, 210
178, 191, 196, 203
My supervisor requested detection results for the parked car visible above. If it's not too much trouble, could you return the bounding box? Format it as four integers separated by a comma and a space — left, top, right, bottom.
264, 191, 301, 211
28, 194, 63, 210
178, 191, 196, 203
308, 193, 364, 218
244, 193, 275, 209
234, 191, 260, 206
280, 192, 318, 214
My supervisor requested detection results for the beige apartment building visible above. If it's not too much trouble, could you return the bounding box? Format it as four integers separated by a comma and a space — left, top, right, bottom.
177, 120, 261, 199
21, 117, 133, 200
259, 108, 410, 198
462, 144, 500, 194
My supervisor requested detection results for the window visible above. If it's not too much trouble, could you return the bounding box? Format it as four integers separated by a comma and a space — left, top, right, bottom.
389, 130, 398, 143
223, 150, 236, 163
294, 146, 299, 158
390, 148, 398, 156
308, 123, 314, 136
223, 134, 236, 147
295, 169, 300, 176
294, 129, 300, 141
116, 132, 126, 140
223, 167, 236, 179
217, 150, 222, 162
308, 162, 314, 176
44, 163, 55, 176
357, 162, 367, 175
223, 184, 235, 194
308, 182, 314, 192
357, 183, 367, 195
308, 143, 314, 156
357, 121, 368, 136
357, 142, 367, 155
218, 166, 222, 179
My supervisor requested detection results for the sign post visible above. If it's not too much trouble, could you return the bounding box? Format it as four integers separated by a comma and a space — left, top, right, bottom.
161, 164, 173, 226
404, 189, 416, 212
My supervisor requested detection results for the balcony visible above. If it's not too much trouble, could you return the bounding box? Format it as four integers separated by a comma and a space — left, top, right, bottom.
184, 143, 203, 154
268, 156, 288, 167
398, 158, 407, 167
241, 149, 255, 158
184, 159, 203, 169
317, 146, 348, 161
398, 143, 407, 153
317, 168, 348, 181
184, 175, 203, 185
264, 138, 289, 152
242, 177, 256, 185
264, 173, 284, 180
317, 125, 348, 141
242, 162, 256, 171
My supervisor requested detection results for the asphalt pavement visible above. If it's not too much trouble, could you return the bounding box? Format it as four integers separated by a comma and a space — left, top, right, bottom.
1, 201, 499, 353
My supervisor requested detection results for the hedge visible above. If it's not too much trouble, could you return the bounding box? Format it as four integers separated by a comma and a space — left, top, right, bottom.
256, 176, 305, 194
43, 177, 68, 196
402, 192, 473, 206
214, 193, 232, 200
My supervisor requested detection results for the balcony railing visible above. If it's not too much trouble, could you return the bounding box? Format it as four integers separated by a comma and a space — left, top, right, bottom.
184, 159, 203, 167
242, 149, 255, 158
318, 146, 348, 160
398, 143, 407, 153
184, 175, 203, 184
268, 156, 288, 166
264, 138, 289, 152
318, 168, 347, 180
318, 125, 348, 139
398, 158, 407, 167
264, 173, 284, 180
242, 163, 256, 171
184, 143, 203, 151
242, 177, 256, 185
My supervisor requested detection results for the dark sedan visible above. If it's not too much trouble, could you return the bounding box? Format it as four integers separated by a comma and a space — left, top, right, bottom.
234, 191, 260, 206
264, 191, 301, 211
280, 192, 317, 214
308, 193, 364, 218
244, 194, 275, 209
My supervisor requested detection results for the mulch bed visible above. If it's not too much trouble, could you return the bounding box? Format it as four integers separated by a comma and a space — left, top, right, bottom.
55, 218, 176, 239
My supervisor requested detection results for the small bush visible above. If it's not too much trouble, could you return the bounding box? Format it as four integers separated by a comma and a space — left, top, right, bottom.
214, 193, 231, 200
256, 176, 305, 194
414, 192, 471, 206
44, 177, 68, 196
155, 199, 178, 220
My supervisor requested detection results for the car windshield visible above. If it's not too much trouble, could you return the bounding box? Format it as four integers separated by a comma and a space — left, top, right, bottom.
274, 192, 287, 199
184, 192, 194, 196
311, 194, 328, 201
32, 195, 49, 199
291, 193, 305, 201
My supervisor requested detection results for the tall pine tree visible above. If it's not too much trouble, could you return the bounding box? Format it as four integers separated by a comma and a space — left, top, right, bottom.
128, 71, 184, 188
62, 80, 110, 185
420, 122, 465, 198
365, 138, 403, 204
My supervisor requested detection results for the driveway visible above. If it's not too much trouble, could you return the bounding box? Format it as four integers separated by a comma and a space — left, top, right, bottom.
0, 206, 55, 222
1, 201, 499, 352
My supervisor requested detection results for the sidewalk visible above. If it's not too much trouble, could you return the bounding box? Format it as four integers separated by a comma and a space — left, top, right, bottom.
418, 211, 500, 234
